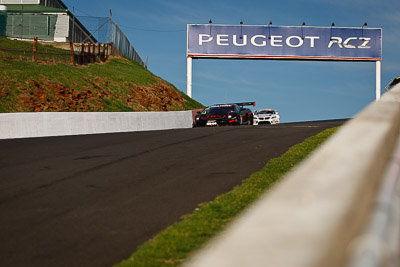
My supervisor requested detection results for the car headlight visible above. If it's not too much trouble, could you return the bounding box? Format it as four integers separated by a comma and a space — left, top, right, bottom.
228, 115, 232, 119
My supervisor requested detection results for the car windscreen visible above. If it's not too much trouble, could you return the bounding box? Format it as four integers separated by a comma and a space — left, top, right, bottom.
202, 106, 234, 115
256, 110, 274, 115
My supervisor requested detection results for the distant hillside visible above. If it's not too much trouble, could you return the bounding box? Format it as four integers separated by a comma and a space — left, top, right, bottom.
0, 38, 204, 112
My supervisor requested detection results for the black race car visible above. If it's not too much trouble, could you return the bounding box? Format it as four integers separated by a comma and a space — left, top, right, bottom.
193, 102, 255, 127
240, 107, 254, 125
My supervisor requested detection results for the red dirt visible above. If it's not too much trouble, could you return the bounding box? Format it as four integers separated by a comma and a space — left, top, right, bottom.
12, 77, 186, 112
128, 79, 184, 111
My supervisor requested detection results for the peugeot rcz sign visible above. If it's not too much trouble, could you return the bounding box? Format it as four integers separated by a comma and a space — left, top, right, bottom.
187, 24, 382, 61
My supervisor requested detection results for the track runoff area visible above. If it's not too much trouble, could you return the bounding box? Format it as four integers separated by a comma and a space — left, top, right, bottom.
0, 120, 345, 267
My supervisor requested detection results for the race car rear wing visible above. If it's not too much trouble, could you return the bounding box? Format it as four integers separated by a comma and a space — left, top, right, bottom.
213, 102, 256, 108
233, 102, 256, 107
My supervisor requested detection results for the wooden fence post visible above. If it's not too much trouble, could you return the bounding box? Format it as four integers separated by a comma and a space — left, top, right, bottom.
88, 42, 91, 63
69, 42, 75, 65
97, 43, 101, 61
81, 42, 85, 65
32, 36, 38, 62
92, 43, 96, 63
102, 44, 106, 60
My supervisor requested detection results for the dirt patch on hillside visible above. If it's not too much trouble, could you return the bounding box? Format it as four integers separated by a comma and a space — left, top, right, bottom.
0, 76, 11, 98
128, 79, 184, 111
10, 77, 186, 112
18, 79, 110, 112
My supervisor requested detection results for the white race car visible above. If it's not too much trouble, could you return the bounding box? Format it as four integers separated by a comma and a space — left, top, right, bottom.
253, 109, 280, 125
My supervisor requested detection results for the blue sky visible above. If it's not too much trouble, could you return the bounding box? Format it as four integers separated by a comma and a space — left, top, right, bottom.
63, 0, 400, 122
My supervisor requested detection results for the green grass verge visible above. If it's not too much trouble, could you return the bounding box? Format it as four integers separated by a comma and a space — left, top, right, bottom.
115, 127, 338, 267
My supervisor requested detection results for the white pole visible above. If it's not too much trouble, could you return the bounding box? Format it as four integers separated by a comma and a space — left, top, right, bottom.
187, 57, 193, 98
376, 60, 381, 101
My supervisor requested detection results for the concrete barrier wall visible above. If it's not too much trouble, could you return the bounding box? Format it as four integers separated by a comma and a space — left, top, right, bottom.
185, 84, 400, 267
0, 111, 193, 139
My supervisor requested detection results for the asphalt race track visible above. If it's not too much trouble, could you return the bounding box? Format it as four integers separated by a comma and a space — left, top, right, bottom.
0, 120, 345, 267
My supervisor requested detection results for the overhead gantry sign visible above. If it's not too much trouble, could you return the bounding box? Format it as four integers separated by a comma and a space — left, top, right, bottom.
186, 24, 382, 99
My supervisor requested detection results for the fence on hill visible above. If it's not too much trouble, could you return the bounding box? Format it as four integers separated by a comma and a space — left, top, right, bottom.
0, 10, 145, 67
61, 14, 146, 67
110, 22, 145, 66
0, 37, 113, 65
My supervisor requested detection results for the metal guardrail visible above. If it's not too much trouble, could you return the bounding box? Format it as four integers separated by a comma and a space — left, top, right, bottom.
185, 84, 400, 267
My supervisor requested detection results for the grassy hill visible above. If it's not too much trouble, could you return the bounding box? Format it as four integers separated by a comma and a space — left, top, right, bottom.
0, 38, 204, 112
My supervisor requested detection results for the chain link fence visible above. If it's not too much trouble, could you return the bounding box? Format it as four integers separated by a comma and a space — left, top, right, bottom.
75, 15, 110, 43
110, 22, 144, 66
80, 15, 145, 67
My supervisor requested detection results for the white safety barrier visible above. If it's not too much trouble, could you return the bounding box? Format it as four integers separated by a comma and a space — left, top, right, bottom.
0, 111, 193, 139
185, 84, 400, 267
